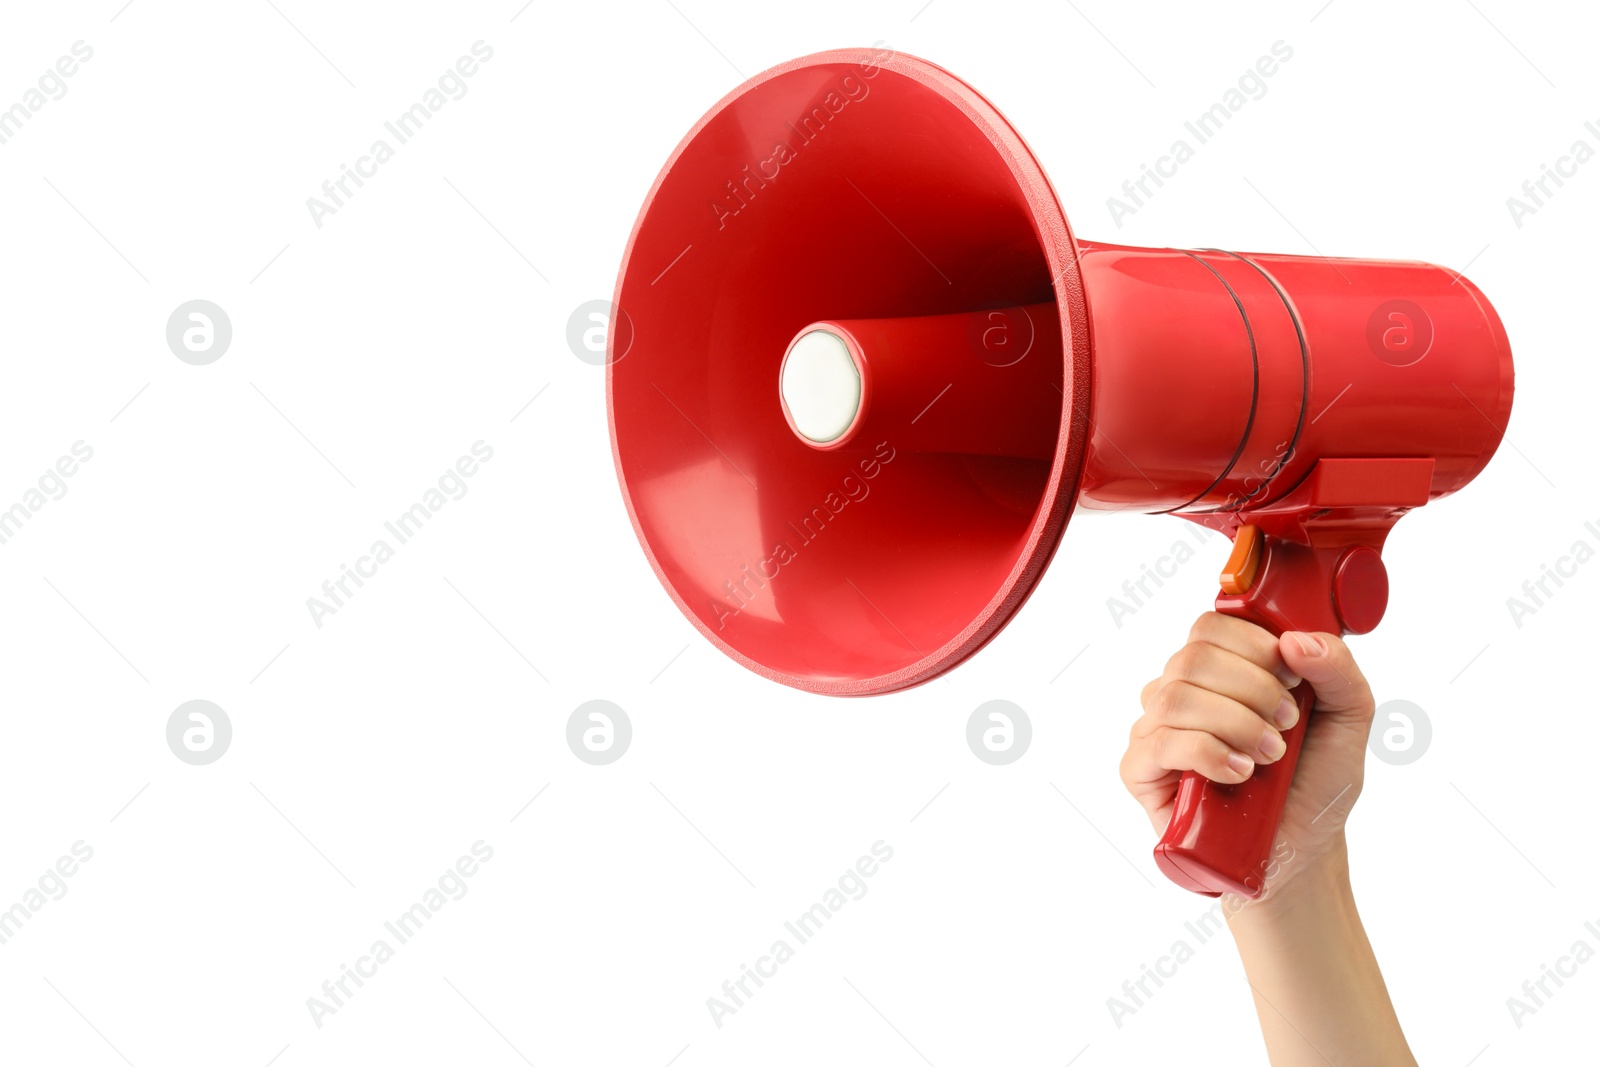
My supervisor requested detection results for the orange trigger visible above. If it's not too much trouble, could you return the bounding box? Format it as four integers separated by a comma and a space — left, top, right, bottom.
1220, 525, 1263, 595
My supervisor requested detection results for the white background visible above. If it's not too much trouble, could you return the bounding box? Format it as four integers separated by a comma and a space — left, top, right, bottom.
0, 1, 1594, 1064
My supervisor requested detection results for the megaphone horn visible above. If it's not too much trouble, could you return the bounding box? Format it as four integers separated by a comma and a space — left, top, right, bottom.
607, 49, 1513, 898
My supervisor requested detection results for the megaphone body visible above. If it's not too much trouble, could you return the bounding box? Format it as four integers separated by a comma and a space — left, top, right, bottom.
608, 49, 1514, 897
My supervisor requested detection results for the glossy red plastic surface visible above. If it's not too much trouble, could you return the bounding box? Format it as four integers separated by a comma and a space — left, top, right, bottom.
609, 49, 1514, 892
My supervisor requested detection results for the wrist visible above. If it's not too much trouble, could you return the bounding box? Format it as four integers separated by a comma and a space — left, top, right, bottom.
1228, 835, 1353, 930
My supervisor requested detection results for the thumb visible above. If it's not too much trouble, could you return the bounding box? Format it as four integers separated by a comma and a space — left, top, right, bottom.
1278, 631, 1374, 722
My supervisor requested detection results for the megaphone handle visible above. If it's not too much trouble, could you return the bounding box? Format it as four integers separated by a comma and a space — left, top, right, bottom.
1152, 531, 1372, 898
1152, 665, 1316, 899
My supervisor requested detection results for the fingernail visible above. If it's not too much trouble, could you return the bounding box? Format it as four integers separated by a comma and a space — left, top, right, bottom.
1292, 632, 1325, 657
1226, 751, 1255, 777
1273, 696, 1298, 729
1259, 729, 1286, 761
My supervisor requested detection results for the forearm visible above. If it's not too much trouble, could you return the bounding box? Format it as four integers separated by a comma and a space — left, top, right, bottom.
1226, 840, 1415, 1066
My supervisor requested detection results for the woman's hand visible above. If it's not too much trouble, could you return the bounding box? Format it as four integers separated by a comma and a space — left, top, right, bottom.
1120, 611, 1415, 1065
1119, 611, 1376, 893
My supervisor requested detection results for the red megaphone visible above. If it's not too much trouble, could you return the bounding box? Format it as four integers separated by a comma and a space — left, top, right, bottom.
605, 48, 1513, 897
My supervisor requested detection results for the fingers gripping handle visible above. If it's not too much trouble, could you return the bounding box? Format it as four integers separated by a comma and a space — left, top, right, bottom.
1151, 529, 1385, 898
1153, 667, 1316, 898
